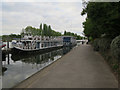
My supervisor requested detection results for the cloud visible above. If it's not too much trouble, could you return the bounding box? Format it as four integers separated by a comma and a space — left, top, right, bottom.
1, 2, 86, 35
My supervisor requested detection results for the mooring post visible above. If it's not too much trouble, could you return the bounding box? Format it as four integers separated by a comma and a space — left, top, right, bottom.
7, 41, 9, 49
7, 54, 10, 65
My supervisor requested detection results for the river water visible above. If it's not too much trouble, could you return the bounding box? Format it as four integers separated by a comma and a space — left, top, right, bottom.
1, 47, 72, 88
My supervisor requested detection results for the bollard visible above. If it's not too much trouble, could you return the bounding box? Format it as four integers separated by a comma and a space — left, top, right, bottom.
7, 41, 9, 49
7, 54, 10, 65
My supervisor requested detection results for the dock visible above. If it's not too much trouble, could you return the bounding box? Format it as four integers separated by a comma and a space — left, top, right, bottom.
14, 45, 118, 88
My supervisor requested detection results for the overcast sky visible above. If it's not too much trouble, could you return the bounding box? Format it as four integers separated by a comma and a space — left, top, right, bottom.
1, 0, 87, 36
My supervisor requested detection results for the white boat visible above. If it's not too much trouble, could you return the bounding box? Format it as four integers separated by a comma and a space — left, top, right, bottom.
12, 33, 63, 54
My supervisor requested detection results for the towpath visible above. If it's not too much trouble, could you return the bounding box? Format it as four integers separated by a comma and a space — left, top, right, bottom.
15, 45, 118, 88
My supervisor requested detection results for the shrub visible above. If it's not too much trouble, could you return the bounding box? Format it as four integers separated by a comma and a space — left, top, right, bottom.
111, 35, 120, 61
92, 38, 99, 51
98, 38, 112, 52
112, 64, 119, 71
92, 38, 112, 52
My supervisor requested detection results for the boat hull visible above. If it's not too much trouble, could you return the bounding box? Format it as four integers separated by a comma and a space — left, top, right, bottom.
12, 46, 63, 55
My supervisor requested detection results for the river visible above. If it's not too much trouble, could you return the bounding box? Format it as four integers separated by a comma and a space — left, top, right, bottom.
1, 47, 72, 88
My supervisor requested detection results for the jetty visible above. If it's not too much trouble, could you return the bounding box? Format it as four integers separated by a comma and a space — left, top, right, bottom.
14, 44, 118, 88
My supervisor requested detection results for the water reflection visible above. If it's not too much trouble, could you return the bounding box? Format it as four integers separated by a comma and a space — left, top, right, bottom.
2, 47, 72, 88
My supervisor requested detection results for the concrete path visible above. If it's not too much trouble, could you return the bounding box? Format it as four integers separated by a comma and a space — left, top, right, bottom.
15, 45, 118, 88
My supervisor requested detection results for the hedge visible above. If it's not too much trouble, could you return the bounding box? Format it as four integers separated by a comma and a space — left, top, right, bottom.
111, 35, 120, 61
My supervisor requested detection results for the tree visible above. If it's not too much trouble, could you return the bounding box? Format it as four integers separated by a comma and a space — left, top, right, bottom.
63, 30, 83, 40
22, 24, 63, 37
48, 25, 51, 37
40, 23, 43, 36
81, 2, 120, 40
64, 31, 67, 35
40, 23, 42, 30
43, 24, 48, 36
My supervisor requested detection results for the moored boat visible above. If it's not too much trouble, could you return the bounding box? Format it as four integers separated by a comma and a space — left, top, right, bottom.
12, 32, 63, 54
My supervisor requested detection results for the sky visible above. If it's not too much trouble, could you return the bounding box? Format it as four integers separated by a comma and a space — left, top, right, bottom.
1, 0, 88, 36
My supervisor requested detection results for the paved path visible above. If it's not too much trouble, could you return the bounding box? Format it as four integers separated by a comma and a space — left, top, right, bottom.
15, 45, 118, 88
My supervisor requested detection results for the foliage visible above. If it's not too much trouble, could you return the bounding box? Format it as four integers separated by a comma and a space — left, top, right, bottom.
81, 2, 120, 40
111, 35, 120, 61
92, 38, 112, 52
2, 34, 21, 42
63, 31, 83, 40
98, 38, 112, 52
22, 23, 62, 37
112, 64, 119, 71
21, 26, 41, 36
2, 23, 82, 41
22, 24, 82, 39
92, 38, 99, 51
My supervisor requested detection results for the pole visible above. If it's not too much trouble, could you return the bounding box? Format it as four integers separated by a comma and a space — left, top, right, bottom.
7, 41, 9, 49
7, 54, 10, 65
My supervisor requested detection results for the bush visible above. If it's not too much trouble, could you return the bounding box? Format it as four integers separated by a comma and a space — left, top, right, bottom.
112, 64, 119, 71
92, 39, 99, 51
111, 35, 120, 61
92, 38, 112, 52
98, 38, 112, 52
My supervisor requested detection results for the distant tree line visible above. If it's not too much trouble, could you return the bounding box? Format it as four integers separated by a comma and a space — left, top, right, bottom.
64, 31, 83, 40
1, 23, 83, 41
2, 34, 21, 42
21, 23, 62, 37
21, 23, 83, 40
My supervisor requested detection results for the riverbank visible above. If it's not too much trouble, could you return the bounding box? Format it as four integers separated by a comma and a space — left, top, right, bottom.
14, 45, 118, 88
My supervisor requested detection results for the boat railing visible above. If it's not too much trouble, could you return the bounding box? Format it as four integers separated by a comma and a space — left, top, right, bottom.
14, 43, 36, 50
12, 36, 63, 50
